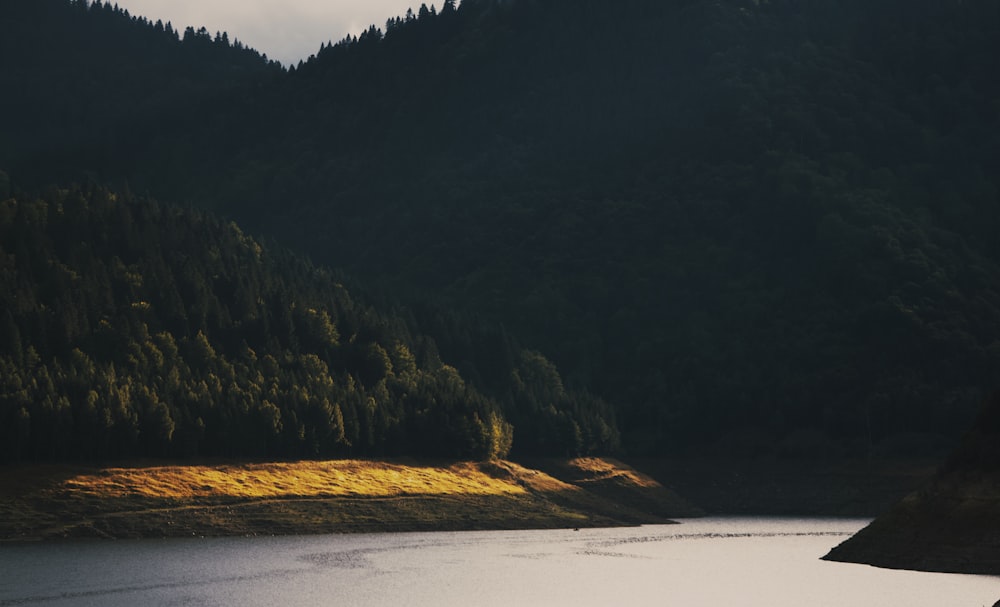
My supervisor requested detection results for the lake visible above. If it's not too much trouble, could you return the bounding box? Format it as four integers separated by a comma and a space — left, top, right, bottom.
1, 518, 998, 606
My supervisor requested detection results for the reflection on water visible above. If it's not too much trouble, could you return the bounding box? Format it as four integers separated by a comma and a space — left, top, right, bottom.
1, 518, 998, 607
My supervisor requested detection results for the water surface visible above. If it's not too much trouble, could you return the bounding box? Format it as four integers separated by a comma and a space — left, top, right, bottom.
1, 518, 997, 606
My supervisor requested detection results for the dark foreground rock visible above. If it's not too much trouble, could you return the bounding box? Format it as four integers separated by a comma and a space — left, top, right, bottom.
824, 391, 1000, 575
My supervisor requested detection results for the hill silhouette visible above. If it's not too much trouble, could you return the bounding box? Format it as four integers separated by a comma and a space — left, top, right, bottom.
2, 0, 998, 457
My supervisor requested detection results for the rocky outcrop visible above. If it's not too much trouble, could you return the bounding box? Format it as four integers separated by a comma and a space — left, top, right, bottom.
824, 391, 1000, 574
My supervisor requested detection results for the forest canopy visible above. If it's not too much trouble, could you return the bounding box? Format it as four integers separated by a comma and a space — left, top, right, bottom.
0, 185, 618, 462
1, 0, 998, 459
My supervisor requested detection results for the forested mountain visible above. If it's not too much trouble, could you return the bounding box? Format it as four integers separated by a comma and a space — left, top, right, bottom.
0, 185, 617, 462
2, 0, 999, 458
0, 0, 281, 186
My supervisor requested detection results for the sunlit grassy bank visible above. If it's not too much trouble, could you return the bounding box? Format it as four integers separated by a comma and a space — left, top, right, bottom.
0, 458, 700, 540
55, 461, 527, 500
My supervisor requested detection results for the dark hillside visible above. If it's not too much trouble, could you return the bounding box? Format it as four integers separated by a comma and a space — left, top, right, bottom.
2, 0, 999, 457
0, 0, 280, 193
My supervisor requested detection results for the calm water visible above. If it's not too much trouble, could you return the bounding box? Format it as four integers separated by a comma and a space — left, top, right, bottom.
1, 518, 998, 606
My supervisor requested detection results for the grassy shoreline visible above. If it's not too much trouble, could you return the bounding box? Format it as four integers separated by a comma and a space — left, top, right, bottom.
0, 457, 700, 541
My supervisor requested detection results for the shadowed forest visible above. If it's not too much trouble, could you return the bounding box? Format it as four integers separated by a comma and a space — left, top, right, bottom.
1, 0, 998, 463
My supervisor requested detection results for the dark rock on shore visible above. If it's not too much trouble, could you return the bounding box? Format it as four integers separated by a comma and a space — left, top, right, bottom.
824, 391, 1000, 575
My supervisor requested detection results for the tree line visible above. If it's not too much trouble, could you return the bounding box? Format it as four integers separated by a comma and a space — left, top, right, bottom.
0, 184, 618, 463
1, 0, 999, 459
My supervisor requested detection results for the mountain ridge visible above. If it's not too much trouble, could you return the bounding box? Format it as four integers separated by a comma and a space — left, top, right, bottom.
2, 0, 998, 458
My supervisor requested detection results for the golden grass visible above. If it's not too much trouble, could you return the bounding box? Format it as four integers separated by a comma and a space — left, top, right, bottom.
482, 460, 579, 493
1, 457, 693, 540
55, 460, 528, 500
566, 457, 661, 488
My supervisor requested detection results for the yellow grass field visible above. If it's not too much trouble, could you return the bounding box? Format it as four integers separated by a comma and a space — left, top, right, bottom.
57, 460, 527, 500
0, 458, 700, 541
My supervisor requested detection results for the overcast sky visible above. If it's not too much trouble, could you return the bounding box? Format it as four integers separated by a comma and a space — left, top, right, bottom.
111, 0, 426, 66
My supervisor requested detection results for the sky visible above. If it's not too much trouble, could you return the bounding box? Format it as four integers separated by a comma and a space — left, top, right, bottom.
111, 0, 426, 66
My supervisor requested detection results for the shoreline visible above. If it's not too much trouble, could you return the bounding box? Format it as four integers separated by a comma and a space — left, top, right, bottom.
0, 458, 701, 541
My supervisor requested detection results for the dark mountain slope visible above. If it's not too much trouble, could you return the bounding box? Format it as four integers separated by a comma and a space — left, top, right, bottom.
198, 0, 1000, 454
0, 0, 280, 192
2, 0, 999, 456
